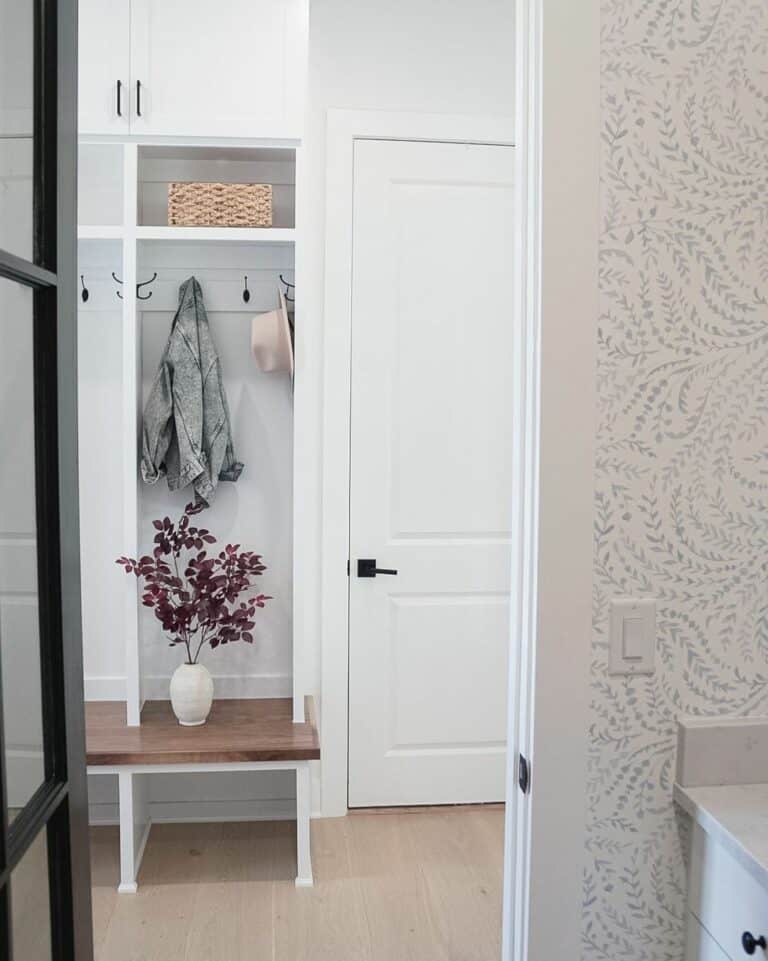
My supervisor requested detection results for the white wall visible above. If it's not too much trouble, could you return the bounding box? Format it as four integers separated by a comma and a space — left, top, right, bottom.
308, 0, 515, 118
300, 0, 516, 736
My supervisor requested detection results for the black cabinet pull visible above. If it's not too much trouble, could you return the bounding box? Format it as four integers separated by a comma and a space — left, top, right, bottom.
742, 932, 767, 955
357, 559, 398, 578
136, 80, 142, 117
116, 79, 123, 117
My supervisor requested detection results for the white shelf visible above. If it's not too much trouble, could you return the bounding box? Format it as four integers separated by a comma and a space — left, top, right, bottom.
79, 226, 297, 244
135, 226, 296, 244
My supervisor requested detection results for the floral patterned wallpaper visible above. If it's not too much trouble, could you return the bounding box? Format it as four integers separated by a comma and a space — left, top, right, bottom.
584, 2, 768, 959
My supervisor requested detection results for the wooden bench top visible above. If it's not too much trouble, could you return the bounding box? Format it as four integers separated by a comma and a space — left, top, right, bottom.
86, 697, 320, 766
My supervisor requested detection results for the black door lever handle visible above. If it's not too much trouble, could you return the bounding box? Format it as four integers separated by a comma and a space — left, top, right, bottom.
357, 558, 398, 578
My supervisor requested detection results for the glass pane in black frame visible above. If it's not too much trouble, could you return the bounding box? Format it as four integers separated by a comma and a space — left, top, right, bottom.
9, 821, 52, 959
0, 278, 45, 814
0, 0, 35, 261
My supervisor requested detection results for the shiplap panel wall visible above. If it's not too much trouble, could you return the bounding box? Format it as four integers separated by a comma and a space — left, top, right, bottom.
78, 241, 125, 692
76, 245, 296, 693
137, 243, 295, 696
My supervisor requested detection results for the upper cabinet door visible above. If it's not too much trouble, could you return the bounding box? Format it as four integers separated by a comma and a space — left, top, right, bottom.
78, 0, 130, 136
129, 0, 308, 139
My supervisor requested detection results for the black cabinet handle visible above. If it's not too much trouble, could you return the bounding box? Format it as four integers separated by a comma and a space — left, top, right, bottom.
136, 80, 142, 117
357, 558, 398, 578
116, 79, 123, 117
742, 932, 767, 955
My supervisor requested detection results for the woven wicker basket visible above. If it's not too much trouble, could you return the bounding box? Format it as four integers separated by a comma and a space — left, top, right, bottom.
167, 182, 273, 228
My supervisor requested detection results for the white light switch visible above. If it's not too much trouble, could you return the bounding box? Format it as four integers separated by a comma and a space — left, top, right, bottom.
609, 598, 655, 675
622, 617, 645, 660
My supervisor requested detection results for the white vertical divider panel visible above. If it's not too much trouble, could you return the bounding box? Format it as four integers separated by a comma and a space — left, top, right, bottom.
292, 143, 305, 724
295, 763, 312, 885
121, 143, 142, 725
117, 771, 150, 893
286, 0, 309, 141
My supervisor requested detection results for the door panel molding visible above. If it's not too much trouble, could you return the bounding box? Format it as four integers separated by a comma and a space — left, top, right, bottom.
346, 142, 515, 803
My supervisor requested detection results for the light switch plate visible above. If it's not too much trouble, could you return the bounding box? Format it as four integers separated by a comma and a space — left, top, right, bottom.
608, 598, 656, 676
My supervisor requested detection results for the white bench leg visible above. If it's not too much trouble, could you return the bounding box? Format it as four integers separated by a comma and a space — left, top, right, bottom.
295, 763, 313, 887
118, 771, 151, 893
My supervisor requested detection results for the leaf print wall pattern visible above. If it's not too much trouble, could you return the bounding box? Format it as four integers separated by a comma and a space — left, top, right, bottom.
586, 2, 768, 959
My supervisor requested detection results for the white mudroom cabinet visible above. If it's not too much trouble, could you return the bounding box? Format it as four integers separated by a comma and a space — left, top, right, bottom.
76, 0, 313, 895
79, 0, 308, 139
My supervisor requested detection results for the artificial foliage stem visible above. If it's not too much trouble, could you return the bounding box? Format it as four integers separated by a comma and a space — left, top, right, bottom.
116, 502, 272, 662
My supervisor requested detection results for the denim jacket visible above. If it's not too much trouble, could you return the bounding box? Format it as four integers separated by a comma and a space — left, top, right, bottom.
141, 277, 243, 506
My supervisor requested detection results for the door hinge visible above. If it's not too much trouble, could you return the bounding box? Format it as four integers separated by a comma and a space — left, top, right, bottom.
518, 753, 530, 795
347, 559, 350, 576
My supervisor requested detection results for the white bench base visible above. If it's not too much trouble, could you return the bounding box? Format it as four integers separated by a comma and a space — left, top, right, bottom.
88, 759, 314, 891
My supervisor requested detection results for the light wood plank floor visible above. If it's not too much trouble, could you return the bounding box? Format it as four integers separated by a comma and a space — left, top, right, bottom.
91, 806, 504, 961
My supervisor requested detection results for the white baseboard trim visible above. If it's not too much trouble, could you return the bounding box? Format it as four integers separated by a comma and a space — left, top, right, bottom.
84, 674, 125, 701
84, 676, 127, 700
85, 673, 292, 702
143, 673, 292, 700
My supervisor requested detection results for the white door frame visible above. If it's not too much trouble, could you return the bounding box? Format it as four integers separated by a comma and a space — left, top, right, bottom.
319, 0, 598, 955
502, 2, 599, 961
320, 109, 515, 821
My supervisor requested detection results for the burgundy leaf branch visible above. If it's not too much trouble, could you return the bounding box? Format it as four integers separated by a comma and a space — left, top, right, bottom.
116, 501, 271, 665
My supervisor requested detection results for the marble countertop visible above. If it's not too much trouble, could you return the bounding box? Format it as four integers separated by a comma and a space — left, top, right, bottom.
674, 782, 768, 890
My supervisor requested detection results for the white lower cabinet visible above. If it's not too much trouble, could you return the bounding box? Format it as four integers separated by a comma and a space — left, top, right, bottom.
686, 915, 732, 961
687, 822, 768, 960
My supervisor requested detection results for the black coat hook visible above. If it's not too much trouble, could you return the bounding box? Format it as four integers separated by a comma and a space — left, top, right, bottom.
80, 275, 89, 303
112, 271, 157, 300
137, 272, 157, 300
279, 273, 295, 303
242, 275, 251, 303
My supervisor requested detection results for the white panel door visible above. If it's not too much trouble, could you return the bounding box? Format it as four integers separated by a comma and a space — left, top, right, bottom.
348, 139, 515, 808
78, 0, 130, 136
129, 0, 307, 139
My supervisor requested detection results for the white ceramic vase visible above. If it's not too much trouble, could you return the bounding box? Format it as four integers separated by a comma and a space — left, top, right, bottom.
169, 662, 214, 726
